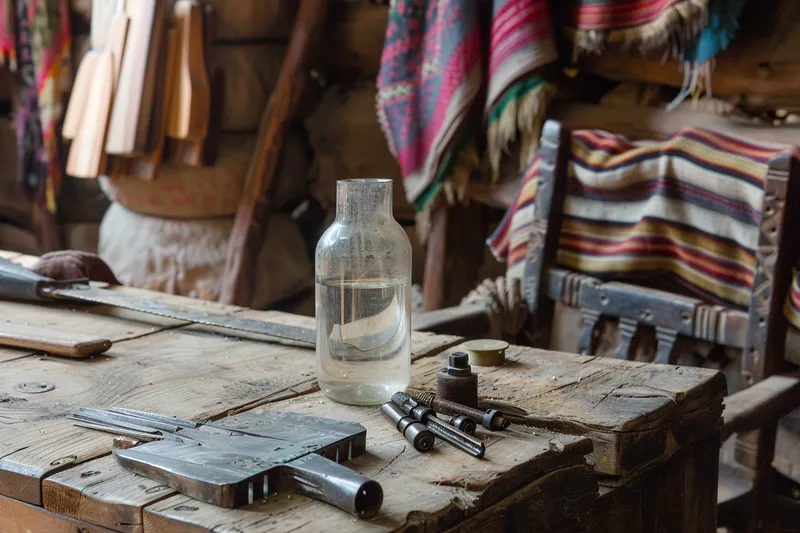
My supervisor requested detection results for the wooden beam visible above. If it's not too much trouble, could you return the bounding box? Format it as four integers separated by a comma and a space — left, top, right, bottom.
583, 0, 800, 110
722, 375, 800, 442
219, 0, 327, 306
552, 102, 800, 147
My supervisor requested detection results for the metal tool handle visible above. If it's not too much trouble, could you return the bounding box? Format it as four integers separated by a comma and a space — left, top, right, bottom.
0, 257, 86, 302
281, 453, 383, 518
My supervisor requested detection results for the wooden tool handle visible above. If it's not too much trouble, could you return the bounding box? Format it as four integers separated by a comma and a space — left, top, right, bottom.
106, 0, 167, 155
0, 322, 112, 358
66, 49, 114, 178
169, 3, 221, 166
129, 27, 181, 180
62, 52, 99, 140
220, 0, 328, 305
166, 0, 210, 141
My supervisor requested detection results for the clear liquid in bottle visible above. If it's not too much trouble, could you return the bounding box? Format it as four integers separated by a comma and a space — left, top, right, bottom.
316, 278, 411, 405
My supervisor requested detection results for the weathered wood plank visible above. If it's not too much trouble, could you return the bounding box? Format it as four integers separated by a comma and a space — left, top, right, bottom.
722, 375, 800, 441
0, 309, 457, 507
0, 493, 118, 533
1, 333, 296, 505
0, 346, 33, 364
0, 299, 167, 346
44, 455, 174, 533
411, 344, 726, 478
445, 463, 599, 532
142, 391, 593, 533
36, 331, 470, 529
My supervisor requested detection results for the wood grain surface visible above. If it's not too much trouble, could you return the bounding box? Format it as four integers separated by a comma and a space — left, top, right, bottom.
142, 392, 591, 533
0, 321, 111, 357
411, 344, 726, 480
0, 254, 725, 532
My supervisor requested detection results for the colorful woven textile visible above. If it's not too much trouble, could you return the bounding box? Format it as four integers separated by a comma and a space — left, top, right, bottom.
2, 0, 72, 213
0, 0, 15, 67
561, 0, 709, 55
488, 128, 800, 325
377, 0, 745, 223
377, 0, 557, 217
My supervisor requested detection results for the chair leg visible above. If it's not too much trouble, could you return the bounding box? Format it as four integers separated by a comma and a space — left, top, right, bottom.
734, 426, 779, 532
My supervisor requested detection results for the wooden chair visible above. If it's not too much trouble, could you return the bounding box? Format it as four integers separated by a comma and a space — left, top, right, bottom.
414, 108, 800, 531
523, 119, 800, 532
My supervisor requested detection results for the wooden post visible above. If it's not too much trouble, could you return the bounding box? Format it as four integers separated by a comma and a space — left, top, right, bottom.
219, 0, 327, 306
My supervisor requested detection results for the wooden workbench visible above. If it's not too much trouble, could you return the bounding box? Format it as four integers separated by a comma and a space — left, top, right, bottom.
0, 251, 726, 532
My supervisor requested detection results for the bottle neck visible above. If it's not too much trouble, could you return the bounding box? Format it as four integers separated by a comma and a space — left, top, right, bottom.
335, 179, 393, 222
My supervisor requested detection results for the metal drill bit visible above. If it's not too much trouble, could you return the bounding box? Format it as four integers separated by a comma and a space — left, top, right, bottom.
414, 391, 510, 431
381, 402, 435, 452
391, 392, 485, 458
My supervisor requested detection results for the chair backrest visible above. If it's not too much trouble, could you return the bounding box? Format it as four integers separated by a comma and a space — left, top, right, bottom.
523, 120, 800, 387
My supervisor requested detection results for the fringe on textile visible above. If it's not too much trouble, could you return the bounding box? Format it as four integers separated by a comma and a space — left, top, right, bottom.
415, 145, 481, 244
487, 82, 556, 180
570, 0, 710, 59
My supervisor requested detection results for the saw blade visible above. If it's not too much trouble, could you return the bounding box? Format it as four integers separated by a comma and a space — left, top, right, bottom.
46, 285, 316, 345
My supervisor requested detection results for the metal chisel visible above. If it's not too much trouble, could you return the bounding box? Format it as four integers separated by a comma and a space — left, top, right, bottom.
0, 258, 315, 345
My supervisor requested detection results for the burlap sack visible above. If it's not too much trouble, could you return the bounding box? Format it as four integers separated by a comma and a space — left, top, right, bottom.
305, 83, 413, 222
99, 203, 312, 309
98, 131, 310, 219
210, 43, 287, 132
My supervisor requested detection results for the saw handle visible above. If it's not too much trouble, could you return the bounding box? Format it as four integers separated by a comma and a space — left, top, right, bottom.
0, 257, 87, 302
279, 453, 383, 519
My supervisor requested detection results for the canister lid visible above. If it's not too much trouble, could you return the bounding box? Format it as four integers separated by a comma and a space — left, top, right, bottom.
459, 339, 509, 366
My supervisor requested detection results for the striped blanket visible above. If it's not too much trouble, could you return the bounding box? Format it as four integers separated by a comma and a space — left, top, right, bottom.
488, 127, 800, 328
377, 0, 746, 230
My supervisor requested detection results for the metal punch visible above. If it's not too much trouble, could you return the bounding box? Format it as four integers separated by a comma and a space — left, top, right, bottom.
70, 408, 384, 518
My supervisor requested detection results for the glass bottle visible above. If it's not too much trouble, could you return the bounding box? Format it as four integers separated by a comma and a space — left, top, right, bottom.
315, 179, 412, 405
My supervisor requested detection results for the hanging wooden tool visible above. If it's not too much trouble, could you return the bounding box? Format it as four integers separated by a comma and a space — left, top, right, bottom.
106, 0, 167, 155
128, 27, 181, 180
62, 51, 99, 140
165, 0, 210, 141
169, 3, 223, 167
168, 67, 223, 166
219, 0, 328, 306
90, 0, 118, 52
66, 9, 129, 179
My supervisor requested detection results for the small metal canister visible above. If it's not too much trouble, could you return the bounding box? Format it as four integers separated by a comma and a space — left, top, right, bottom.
436, 352, 478, 408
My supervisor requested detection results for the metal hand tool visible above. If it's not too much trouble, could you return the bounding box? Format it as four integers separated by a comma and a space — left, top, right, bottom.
0, 258, 315, 345
70, 407, 383, 517
415, 391, 510, 431
446, 414, 477, 435
436, 352, 478, 407
391, 392, 485, 458
380, 402, 435, 452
